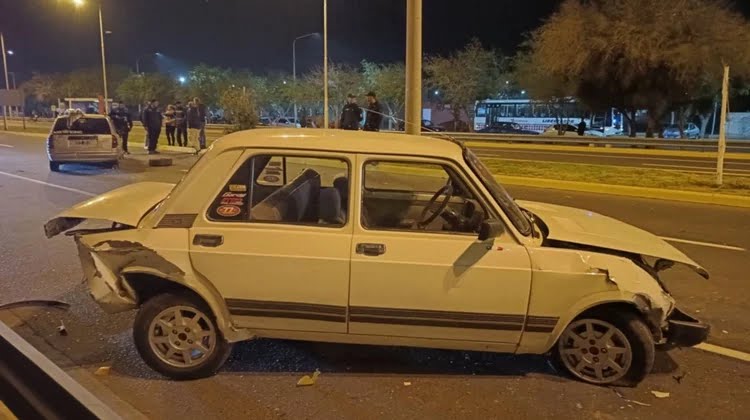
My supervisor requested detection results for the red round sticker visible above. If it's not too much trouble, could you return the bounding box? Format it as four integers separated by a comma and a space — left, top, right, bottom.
216, 205, 241, 217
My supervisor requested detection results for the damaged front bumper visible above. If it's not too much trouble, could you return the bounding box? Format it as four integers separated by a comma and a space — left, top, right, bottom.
662, 308, 710, 348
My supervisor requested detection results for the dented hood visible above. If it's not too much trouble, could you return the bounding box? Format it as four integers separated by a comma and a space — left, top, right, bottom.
517, 200, 709, 279
45, 182, 175, 238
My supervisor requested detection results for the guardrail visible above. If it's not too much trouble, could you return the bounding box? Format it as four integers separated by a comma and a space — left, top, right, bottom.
432, 132, 750, 153
0, 321, 119, 419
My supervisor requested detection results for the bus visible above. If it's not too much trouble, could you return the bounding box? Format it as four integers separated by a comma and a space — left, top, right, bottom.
474, 99, 621, 134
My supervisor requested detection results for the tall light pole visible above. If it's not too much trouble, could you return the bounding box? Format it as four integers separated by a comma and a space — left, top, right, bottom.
72, 0, 109, 114
323, 0, 329, 129
293, 33, 319, 124
1, 33, 9, 130
136, 52, 159, 74
405, 0, 423, 135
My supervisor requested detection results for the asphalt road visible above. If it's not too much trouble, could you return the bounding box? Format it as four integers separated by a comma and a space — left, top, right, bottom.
1, 132, 749, 419
471, 146, 750, 177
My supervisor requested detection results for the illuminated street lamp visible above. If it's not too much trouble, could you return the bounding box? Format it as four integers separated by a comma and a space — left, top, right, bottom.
136, 52, 159, 74
178, 76, 186, 84
6, 50, 13, 56
70, 0, 110, 113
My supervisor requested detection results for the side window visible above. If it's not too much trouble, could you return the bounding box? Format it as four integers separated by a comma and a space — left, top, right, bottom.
208, 154, 350, 226
362, 161, 488, 234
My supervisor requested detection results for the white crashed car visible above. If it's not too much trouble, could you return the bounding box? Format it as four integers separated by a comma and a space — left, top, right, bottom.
46, 129, 709, 385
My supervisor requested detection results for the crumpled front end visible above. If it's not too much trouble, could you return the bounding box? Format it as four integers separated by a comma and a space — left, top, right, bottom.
74, 235, 186, 314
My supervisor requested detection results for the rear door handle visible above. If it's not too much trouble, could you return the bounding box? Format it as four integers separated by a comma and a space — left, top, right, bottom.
356, 243, 386, 256
193, 234, 224, 248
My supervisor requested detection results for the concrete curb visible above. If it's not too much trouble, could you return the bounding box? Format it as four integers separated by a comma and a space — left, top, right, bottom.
498, 175, 750, 208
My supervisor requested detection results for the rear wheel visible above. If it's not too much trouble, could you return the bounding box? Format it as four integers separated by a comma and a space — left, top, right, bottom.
555, 312, 654, 387
133, 293, 233, 380
49, 161, 60, 172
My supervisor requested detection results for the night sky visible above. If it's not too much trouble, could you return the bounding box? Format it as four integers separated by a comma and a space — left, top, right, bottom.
1, 0, 749, 79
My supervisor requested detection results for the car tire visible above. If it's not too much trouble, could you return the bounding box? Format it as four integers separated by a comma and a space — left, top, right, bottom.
554, 311, 654, 387
49, 161, 61, 172
133, 292, 233, 380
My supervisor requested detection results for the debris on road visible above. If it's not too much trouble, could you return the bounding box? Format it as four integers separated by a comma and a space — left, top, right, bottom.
612, 388, 651, 407
651, 390, 671, 399
722, 330, 729, 334
0, 300, 70, 311
148, 158, 173, 167
296, 369, 321, 387
57, 320, 67, 336
673, 372, 687, 384
94, 366, 111, 376
403, 381, 412, 387
576, 402, 583, 409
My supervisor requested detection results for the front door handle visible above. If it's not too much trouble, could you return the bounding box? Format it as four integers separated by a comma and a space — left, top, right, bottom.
356, 243, 386, 256
193, 234, 224, 248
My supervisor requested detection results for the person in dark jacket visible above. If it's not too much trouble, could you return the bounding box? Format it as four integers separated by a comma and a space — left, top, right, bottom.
577, 118, 587, 136
174, 101, 187, 147
194, 97, 208, 149
141, 100, 152, 150
109, 101, 133, 154
339, 94, 362, 130
186, 101, 202, 153
363, 91, 383, 132
143, 99, 163, 154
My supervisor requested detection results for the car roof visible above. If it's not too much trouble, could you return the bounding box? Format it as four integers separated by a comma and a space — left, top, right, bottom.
212, 128, 464, 159
55, 113, 108, 120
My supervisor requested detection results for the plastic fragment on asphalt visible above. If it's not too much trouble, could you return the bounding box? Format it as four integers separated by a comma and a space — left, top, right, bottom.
722, 330, 729, 334
0, 300, 70, 311
612, 388, 651, 407
576, 403, 583, 409
94, 366, 111, 376
148, 158, 173, 167
404, 382, 412, 386
57, 320, 67, 336
651, 391, 670, 399
296, 369, 320, 387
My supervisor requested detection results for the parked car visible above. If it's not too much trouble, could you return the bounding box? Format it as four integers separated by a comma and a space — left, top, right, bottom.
663, 123, 700, 139
478, 122, 539, 135
421, 119, 446, 132
45, 129, 709, 385
46, 112, 123, 172
543, 124, 606, 137
257, 116, 273, 127
273, 117, 301, 128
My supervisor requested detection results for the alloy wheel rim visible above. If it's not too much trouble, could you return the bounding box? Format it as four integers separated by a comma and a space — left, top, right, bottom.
148, 305, 217, 368
558, 319, 632, 384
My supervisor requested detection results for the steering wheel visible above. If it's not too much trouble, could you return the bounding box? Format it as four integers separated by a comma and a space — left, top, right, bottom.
418, 183, 454, 229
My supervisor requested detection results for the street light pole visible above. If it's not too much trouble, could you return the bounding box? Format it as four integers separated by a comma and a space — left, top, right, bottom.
405, 0, 423, 135
323, 0, 329, 129
1, 32, 9, 131
97, 4, 109, 114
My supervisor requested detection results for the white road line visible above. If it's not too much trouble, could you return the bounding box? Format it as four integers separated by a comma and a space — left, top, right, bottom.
695, 343, 750, 363
0, 171, 96, 197
480, 149, 750, 166
0, 144, 13, 148
660, 236, 746, 251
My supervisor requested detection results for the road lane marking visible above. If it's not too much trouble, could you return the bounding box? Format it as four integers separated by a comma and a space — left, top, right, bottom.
643, 163, 750, 173
0, 171, 96, 197
660, 236, 746, 251
476, 148, 750, 166
0, 144, 13, 148
695, 343, 750, 363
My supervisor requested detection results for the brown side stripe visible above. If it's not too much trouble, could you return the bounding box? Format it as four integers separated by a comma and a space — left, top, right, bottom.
229, 308, 345, 323
226, 299, 346, 315
349, 315, 523, 331
350, 306, 525, 324
524, 315, 559, 333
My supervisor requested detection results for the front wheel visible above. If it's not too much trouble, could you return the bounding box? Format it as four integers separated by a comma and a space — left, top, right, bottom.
133, 293, 233, 380
555, 312, 654, 387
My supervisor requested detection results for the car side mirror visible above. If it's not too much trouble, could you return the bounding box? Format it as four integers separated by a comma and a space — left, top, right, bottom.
478, 219, 503, 241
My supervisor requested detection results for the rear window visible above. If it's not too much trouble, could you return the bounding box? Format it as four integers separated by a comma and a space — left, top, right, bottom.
53, 118, 111, 135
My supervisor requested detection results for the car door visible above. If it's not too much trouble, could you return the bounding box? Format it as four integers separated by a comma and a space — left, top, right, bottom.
348, 155, 533, 346
189, 149, 353, 334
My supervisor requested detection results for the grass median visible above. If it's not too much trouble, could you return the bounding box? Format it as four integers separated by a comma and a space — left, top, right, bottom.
483, 158, 750, 197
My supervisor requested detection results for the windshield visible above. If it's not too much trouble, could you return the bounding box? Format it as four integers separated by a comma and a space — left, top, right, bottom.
464, 149, 532, 236
53, 117, 111, 135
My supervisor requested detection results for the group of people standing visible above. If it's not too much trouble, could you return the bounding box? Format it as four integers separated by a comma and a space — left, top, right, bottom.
107, 98, 208, 156
339, 91, 383, 131
142, 98, 208, 154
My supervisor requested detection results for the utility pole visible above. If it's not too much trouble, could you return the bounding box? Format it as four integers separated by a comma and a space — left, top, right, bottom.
1, 33, 8, 131
98, 4, 109, 114
323, 0, 329, 129
716, 65, 730, 186
405, 0, 422, 135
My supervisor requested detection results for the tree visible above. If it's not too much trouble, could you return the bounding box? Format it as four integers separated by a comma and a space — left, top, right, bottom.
426, 39, 504, 131
220, 87, 258, 131
21, 72, 61, 103
117, 73, 178, 108
362, 61, 405, 129
522, 0, 750, 137
186, 64, 233, 108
